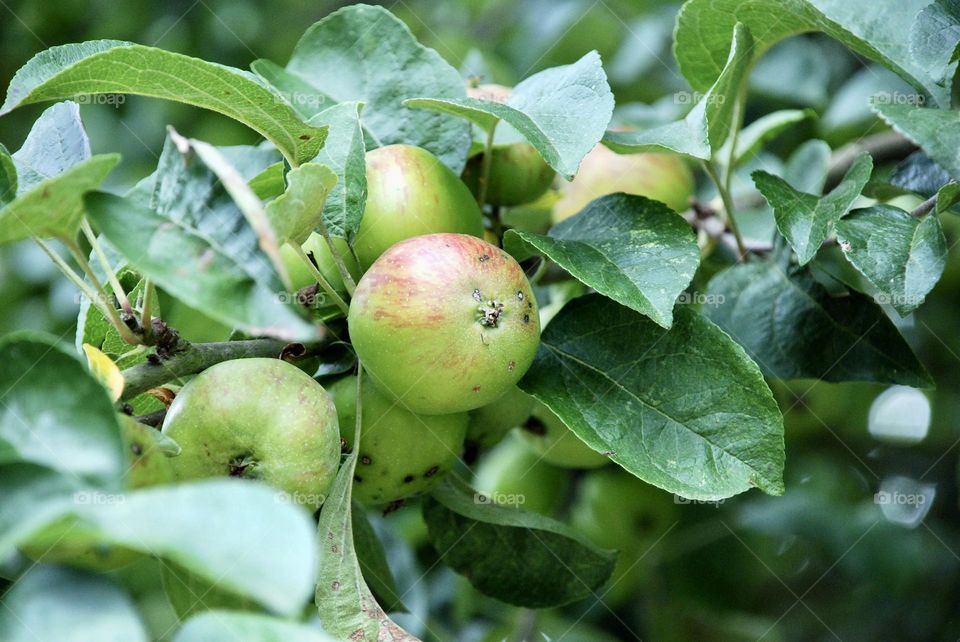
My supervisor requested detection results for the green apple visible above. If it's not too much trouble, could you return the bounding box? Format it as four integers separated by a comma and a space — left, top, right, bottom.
569, 468, 678, 604
474, 433, 567, 514
161, 358, 340, 510
517, 401, 608, 469
461, 84, 555, 207
349, 233, 541, 415
466, 384, 534, 447
18, 416, 177, 571
280, 231, 360, 294
553, 143, 694, 222
354, 144, 484, 270
328, 375, 467, 505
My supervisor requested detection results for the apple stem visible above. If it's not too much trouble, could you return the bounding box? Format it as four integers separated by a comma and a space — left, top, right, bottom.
289, 242, 350, 315
476, 123, 498, 208
702, 161, 748, 262
80, 219, 133, 317
119, 336, 330, 401
36, 236, 142, 346
316, 217, 357, 297
140, 278, 155, 344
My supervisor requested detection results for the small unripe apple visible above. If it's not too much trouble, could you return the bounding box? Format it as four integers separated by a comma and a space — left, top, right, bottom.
348, 233, 541, 415
568, 468, 677, 603
281, 232, 360, 294
466, 384, 534, 447
18, 417, 177, 571
517, 401, 608, 469
474, 434, 568, 515
328, 375, 467, 505
461, 84, 555, 207
354, 144, 484, 270
553, 144, 694, 222
161, 358, 340, 510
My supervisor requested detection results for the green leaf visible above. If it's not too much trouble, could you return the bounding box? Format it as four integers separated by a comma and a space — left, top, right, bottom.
0, 143, 15, 206
873, 104, 960, 183
265, 163, 337, 245
784, 139, 832, 194
174, 611, 337, 642
315, 426, 415, 641
7, 476, 318, 617
674, 0, 951, 108
249, 162, 287, 200
753, 153, 872, 265
406, 51, 613, 180
910, 0, 960, 99
0, 102, 118, 244
85, 191, 320, 342
603, 23, 753, 160
504, 194, 699, 329
0, 565, 148, 642
890, 151, 953, 198
725, 109, 816, 167
251, 58, 335, 121
937, 182, 960, 213
306, 102, 367, 241
0, 334, 124, 486
705, 261, 932, 386
353, 504, 407, 614
147, 135, 282, 289
422, 475, 616, 608
1, 41, 326, 165
284, 4, 470, 173
835, 205, 947, 316
519, 296, 784, 500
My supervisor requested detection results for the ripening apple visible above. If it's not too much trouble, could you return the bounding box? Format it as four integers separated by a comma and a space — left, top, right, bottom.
161, 358, 340, 510
461, 84, 556, 207
466, 384, 535, 447
353, 144, 484, 270
348, 233, 541, 415
553, 143, 694, 222
18, 416, 178, 571
517, 401, 609, 469
328, 375, 467, 505
474, 433, 568, 514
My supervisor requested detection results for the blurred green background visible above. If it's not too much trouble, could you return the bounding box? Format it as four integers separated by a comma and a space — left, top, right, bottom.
2, 1, 959, 640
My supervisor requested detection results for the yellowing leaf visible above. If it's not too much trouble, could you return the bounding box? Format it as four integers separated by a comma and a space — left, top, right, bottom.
82, 343, 124, 402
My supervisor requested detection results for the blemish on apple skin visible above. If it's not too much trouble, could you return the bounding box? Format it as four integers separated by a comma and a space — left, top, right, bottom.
522, 314, 530, 324
361, 455, 372, 465
354, 474, 363, 482
508, 361, 515, 371
472, 288, 482, 301
424, 465, 440, 478
472, 385, 481, 393
478, 254, 490, 263
403, 474, 414, 483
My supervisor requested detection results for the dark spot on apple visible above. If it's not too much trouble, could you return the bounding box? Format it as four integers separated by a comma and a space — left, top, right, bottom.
361, 455, 372, 465
354, 474, 363, 483
425, 465, 440, 478
403, 474, 414, 483
523, 416, 547, 436
340, 438, 349, 452
516, 291, 524, 301
472, 385, 481, 393
478, 254, 490, 262
523, 314, 530, 324
508, 361, 515, 370
130, 442, 143, 456
472, 288, 482, 301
